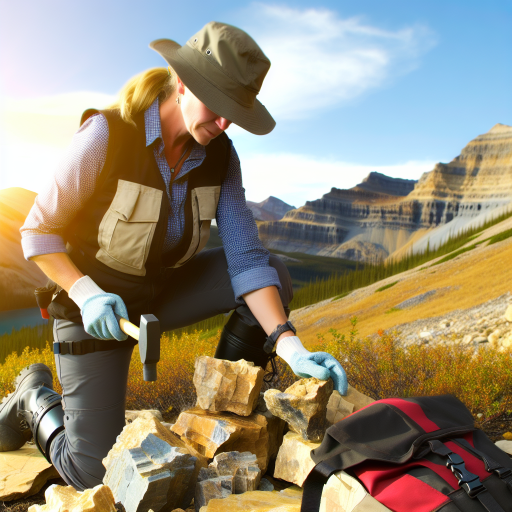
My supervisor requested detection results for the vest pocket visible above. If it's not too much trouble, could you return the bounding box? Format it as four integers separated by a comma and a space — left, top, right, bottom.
175, 185, 221, 267
96, 180, 163, 276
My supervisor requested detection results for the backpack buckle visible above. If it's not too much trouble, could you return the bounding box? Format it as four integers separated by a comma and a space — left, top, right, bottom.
446, 453, 485, 498
494, 466, 512, 479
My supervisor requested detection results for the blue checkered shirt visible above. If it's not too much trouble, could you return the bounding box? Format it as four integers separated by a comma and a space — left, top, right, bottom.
20, 98, 280, 302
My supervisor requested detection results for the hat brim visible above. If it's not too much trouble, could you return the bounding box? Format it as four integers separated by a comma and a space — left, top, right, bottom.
150, 38, 275, 136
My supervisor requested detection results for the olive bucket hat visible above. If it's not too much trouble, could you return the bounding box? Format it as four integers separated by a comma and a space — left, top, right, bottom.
149, 21, 275, 135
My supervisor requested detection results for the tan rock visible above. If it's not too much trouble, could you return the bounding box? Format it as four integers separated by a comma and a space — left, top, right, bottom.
320, 471, 390, 512
326, 391, 354, 424
0, 444, 60, 502
264, 378, 333, 442
28, 484, 116, 512
125, 409, 163, 424
198, 489, 302, 511
171, 407, 272, 472
254, 393, 286, 463
496, 440, 512, 455
194, 357, 264, 416
344, 383, 375, 411
273, 432, 321, 487
505, 304, 512, 322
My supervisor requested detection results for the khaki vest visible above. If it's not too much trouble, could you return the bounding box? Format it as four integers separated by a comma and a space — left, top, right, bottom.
49, 108, 230, 322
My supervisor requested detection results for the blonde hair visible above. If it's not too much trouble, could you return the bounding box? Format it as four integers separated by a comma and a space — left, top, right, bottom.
108, 67, 177, 125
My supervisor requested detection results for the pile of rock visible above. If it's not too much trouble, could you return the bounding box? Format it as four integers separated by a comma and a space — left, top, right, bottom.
389, 292, 512, 351
18, 355, 377, 512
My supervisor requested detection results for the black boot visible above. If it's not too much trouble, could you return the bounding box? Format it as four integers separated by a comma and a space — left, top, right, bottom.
0, 363, 64, 462
215, 313, 277, 382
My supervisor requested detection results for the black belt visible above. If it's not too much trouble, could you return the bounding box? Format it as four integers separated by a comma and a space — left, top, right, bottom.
53, 339, 137, 356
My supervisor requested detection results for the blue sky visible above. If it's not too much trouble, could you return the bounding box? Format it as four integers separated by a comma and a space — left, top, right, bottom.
0, 0, 510, 206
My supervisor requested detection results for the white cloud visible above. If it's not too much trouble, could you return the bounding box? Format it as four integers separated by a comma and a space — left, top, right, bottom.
240, 4, 436, 120
240, 152, 436, 207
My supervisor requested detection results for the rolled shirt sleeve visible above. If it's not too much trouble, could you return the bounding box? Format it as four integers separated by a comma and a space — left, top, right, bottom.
216, 143, 281, 303
20, 114, 108, 260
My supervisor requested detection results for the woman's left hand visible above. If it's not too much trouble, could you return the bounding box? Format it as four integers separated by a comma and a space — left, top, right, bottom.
276, 336, 348, 395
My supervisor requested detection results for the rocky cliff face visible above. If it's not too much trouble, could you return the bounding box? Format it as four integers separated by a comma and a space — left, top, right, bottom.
0, 188, 46, 311
247, 196, 296, 222
258, 124, 512, 261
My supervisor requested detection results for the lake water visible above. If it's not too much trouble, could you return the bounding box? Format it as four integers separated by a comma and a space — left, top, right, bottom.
0, 307, 49, 335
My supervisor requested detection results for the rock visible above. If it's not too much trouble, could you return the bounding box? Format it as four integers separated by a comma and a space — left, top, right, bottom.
104, 433, 199, 512
505, 304, 512, 322
474, 336, 488, 344
273, 432, 321, 487
254, 393, 286, 463
258, 478, 274, 492
103, 415, 206, 470
488, 329, 501, 346
496, 440, 512, 455
0, 444, 60, 502
28, 484, 116, 512
171, 407, 272, 472
194, 357, 264, 416
264, 378, 333, 442
462, 334, 475, 345
344, 384, 375, 411
198, 488, 302, 511
195, 452, 261, 511
503, 432, 512, 440
125, 410, 163, 424
419, 331, 432, 341
326, 390, 354, 424
320, 471, 389, 512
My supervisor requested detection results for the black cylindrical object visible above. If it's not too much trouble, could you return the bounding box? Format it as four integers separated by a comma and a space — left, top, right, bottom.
215, 313, 270, 369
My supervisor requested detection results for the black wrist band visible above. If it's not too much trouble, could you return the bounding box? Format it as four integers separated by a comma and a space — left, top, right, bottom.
263, 320, 296, 354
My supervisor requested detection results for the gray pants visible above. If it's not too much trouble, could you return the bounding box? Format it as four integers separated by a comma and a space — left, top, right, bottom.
50, 248, 292, 490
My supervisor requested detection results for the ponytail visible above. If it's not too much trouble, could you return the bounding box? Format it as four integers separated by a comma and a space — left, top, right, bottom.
108, 67, 177, 125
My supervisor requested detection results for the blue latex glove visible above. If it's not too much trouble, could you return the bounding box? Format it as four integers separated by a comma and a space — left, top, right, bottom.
81, 293, 129, 341
289, 351, 348, 395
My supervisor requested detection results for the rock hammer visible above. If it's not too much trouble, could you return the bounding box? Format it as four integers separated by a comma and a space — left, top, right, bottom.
116, 314, 161, 381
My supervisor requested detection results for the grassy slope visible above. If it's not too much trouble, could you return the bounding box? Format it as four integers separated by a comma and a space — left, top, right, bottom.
291, 216, 512, 349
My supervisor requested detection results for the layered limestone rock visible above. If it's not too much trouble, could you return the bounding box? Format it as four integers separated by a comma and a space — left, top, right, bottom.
258, 125, 512, 261
171, 407, 275, 472
273, 432, 321, 487
195, 452, 261, 511
27, 484, 116, 512
326, 390, 354, 424
0, 445, 60, 502
264, 378, 333, 442
194, 357, 264, 416
198, 487, 303, 512
320, 471, 389, 512
104, 433, 198, 512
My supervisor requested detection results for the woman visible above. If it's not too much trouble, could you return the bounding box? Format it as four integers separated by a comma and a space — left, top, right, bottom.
0, 21, 347, 491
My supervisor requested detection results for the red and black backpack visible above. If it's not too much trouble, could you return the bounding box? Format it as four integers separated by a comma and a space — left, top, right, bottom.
301, 395, 512, 512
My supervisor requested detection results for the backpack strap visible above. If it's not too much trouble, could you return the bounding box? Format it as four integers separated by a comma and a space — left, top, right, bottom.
428, 440, 506, 512
454, 437, 512, 493
300, 460, 338, 512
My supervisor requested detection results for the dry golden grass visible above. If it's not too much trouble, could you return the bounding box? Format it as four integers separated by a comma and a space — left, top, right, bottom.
294, 235, 512, 348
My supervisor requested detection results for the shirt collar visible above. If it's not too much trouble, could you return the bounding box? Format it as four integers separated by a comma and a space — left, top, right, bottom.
143, 97, 206, 162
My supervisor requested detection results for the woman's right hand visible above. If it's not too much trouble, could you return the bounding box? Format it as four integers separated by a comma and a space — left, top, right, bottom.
69, 275, 129, 341
81, 293, 129, 341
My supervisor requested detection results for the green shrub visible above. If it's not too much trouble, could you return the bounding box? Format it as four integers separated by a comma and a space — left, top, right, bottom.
376, 281, 399, 292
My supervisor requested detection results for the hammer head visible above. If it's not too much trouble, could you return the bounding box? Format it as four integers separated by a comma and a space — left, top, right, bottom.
139, 314, 160, 382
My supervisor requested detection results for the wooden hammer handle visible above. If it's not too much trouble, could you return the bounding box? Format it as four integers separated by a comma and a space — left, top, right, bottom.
116, 315, 140, 341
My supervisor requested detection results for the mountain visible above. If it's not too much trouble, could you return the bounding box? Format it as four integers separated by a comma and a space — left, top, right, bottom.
247, 196, 296, 221
0, 188, 47, 311
258, 124, 512, 262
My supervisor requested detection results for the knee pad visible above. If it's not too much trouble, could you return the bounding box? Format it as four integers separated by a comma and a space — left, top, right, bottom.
19, 385, 64, 463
